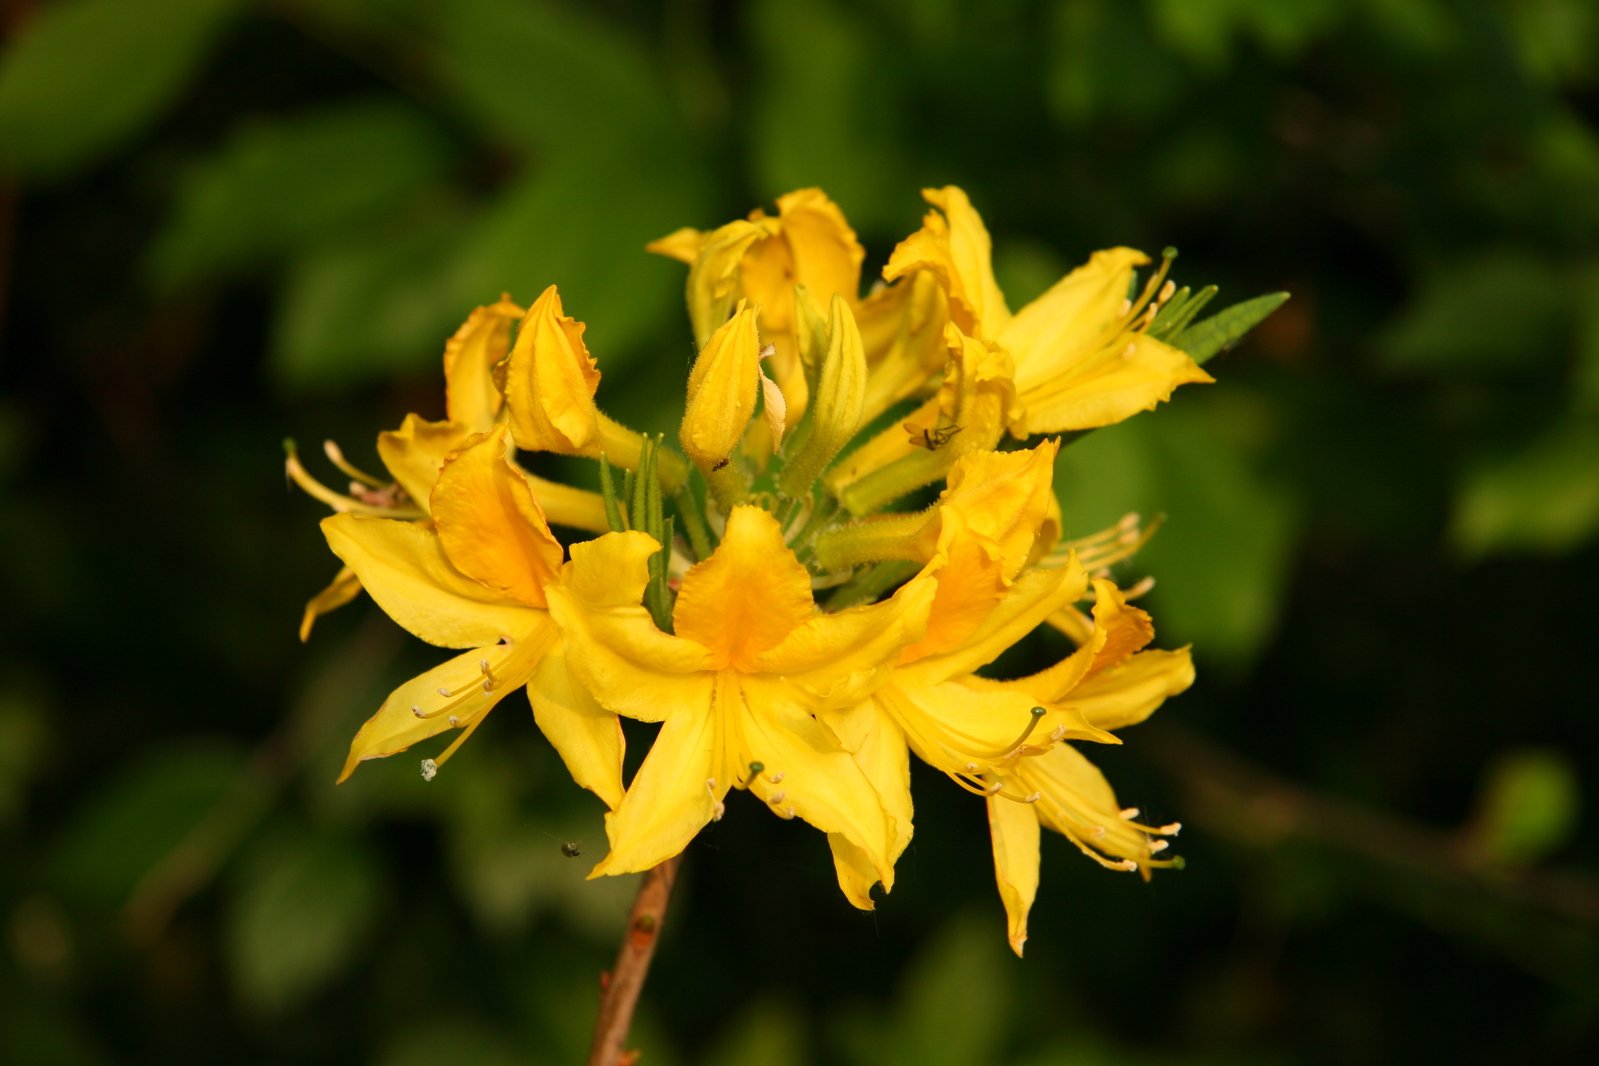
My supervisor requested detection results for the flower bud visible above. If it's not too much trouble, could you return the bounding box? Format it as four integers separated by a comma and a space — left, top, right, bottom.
778, 291, 867, 498
680, 302, 765, 470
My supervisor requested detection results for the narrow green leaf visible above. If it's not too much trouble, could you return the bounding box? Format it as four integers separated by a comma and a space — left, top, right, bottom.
0, 0, 240, 180
1172, 292, 1290, 363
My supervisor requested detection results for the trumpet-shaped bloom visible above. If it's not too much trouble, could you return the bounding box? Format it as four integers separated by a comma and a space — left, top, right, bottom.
545, 506, 938, 902
651, 188, 865, 415
885, 186, 1213, 436
321, 428, 623, 806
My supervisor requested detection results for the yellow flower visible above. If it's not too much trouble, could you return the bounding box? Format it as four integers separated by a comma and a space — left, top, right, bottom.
321, 427, 623, 806
816, 444, 1189, 945
503, 286, 684, 489
544, 506, 937, 901
968, 579, 1194, 953
650, 188, 865, 417
884, 186, 1214, 436
292, 298, 609, 639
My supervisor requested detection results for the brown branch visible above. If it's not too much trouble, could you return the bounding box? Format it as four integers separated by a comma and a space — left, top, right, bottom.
587, 856, 683, 1066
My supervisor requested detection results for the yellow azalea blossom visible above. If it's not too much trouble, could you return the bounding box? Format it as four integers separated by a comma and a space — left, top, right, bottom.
293, 298, 610, 640
650, 188, 865, 417
320, 427, 623, 806
884, 186, 1214, 436
544, 506, 938, 901
967, 579, 1194, 953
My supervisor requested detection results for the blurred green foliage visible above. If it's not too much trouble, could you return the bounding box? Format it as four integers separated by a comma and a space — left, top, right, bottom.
3, 0, 1598, 1062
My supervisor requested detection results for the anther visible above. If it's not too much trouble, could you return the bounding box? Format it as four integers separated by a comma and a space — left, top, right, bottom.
1158, 279, 1176, 304
778, 806, 796, 820
766, 771, 784, 784
1120, 807, 1141, 820
1023, 791, 1041, 804
1116, 859, 1140, 872
411, 705, 425, 719
1156, 822, 1182, 835
984, 781, 1003, 795
420, 759, 438, 782
1047, 726, 1066, 743
1122, 341, 1137, 359
1088, 825, 1106, 838
964, 762, 979, 773
768, 790, 786, 805
1149, 840, 1169, 853
438, 688, 452, 698
1119, 298, 1132, 316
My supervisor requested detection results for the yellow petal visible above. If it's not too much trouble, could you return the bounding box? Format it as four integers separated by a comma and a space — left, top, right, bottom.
548, 534, 715, 722
751, 573, 937, 707
760, 370, 787, 451
827, 697, 914, 872
855, 272, 949, 424
529, 642, 625, 809
377, 413, 469, 513
987, 792, 1040, 957
442, 296, 522, 430
898, 525, 1007, 663
891, 676, 1115, 774
828, 834, 882, 911
299, 565, 361, 642
337, 619, 554, 783
645, 226, 704, 264
884, 186, 1010, 339
1067, 647, 1195, 731
906, 561, 1087, 685
738, 677, 896, 887
683, 218, 776, 345
938, 440, 1059, 580
322, 514, 540, 648
504, 285, 603, 453
430, 427, 562, 608
680, 303, 763, 468
773, 187, 864, 308
589, 693, 723, 877
1012, 332, 1214, 435
1001, 247, 1146, 389
1018, 743, 1151, 864
673, 505, 815, 670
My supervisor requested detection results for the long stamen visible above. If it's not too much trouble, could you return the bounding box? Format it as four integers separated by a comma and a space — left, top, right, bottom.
323, 439, 387, 488
284, 442, 423, 518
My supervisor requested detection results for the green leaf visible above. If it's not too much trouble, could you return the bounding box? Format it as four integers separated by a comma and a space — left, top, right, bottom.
270, 211, 468, 392
149, 99, 454, 288
433, 0, 673, 153
1171, 292, 1290, 364
51, 741, 246, 907
224, 830, 382, 1013
1471, 749, 1581, 865
1451, 417, 1599, 558
0, 0, 240, 180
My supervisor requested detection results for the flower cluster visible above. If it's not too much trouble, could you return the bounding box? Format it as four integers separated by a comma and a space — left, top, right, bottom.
292, 186, 1239, 954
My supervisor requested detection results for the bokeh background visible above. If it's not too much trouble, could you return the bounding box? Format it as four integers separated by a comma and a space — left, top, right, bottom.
4, 0, 1598, 1062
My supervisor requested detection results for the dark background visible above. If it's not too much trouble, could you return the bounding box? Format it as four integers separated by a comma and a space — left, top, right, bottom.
2, 1, 1597, 1062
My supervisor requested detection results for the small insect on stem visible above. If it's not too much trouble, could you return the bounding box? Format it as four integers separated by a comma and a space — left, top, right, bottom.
904, 421, 963, 450
711, 458, 730, 471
